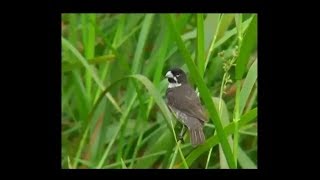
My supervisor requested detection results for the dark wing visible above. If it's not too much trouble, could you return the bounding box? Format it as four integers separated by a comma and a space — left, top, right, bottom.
166, 84, 208, 123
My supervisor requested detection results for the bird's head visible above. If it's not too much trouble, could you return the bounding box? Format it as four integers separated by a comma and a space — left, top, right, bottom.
165, 68, 188, 88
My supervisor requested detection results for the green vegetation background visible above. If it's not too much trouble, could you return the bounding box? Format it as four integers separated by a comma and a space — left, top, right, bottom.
61, 13, 257, 169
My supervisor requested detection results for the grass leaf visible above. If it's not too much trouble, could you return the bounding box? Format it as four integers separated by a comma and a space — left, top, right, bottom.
196, 14, 205, 77
240, 59, 257, 114
235, 15, 257, 80
132, 14, 154, 74
121, 158, 128, 169
238, 146, 257, 169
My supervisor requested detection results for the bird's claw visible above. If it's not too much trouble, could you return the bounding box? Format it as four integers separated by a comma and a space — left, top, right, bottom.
178, 135, 185, 144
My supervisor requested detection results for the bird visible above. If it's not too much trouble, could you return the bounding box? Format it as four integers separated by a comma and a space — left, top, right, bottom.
165, 68, 208, 147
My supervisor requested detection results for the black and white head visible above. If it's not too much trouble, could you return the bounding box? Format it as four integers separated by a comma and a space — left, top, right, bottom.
165, 68, 188, 88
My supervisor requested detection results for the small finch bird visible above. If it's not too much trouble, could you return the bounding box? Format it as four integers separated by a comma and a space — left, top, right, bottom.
165, 68, 208, 147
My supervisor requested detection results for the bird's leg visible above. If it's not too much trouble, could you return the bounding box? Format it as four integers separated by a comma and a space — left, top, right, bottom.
178, 125, 187, 143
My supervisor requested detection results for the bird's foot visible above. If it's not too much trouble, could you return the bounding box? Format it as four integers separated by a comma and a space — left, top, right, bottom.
178, 135, 185, 144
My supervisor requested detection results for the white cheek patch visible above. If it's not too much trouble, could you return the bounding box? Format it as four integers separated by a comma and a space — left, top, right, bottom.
168, 82, 182, 88
166, 70, 181, 88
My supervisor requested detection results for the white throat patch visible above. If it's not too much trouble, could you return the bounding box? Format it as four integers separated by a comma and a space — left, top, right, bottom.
168, 82, 182, 88
166, 70, 182, 88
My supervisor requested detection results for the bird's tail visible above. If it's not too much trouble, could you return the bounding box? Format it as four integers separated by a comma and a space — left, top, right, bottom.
189, 128, 205, 147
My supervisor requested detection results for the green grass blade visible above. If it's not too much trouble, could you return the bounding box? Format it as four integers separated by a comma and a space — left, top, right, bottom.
204, 14, 220, 51
67, 156, 73, 169
196, 14, 205, 77
62, 122, 81, 135
182, 29, 196, 41
103, 151, 167, 168
87, 100, 110, 164
68, 14, 78, 45
72, 124, 90, 168
115, 24, 142, 49
152, 21, 170, 87
233, 14, 257, 167
216, 14, 235, 41
205, 148, 214, 169
71, 70, 90, 119
140, 125, 166, 146
204, 14, 234, 70
177, 14, 191, 33
167, 135, 188, 169
244, 82, 257, 114
129, 133, 143, 168
103, 39, 131, 73
81, 14, 96, 105
167, 114, 188, 169
213, 97, 231, 169
88, 54, 115, 64
178, 145, 189, 169
166, 14, 236, 168
83, 14, 96, 59
235, 14, 242, 43
213, 17, 252, 50
121, 158, 128, 169
239, 59, 257, 114
238, 146, 257, 169
63, 55, 115, 72
235, 15, 257, 80
73, 158, 95, 168
112, 14, 126, 48
124, 14, 144, 30
233, 14, 244, 167
233, 80, 241, 167
239, 130, 257, 136
132, 14, 154, 74
168, 142, 180, 168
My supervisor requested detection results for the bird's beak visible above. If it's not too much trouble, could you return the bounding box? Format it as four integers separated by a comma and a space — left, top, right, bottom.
165, 71, 174, 78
